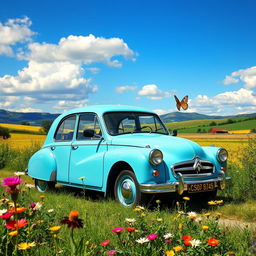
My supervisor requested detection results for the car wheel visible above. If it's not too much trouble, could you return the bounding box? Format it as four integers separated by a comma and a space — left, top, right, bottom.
114, 170, 141, 207
35, 179, 55, 192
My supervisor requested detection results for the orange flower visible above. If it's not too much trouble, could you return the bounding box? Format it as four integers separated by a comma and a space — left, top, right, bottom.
6, 219, 28, 230
101, 240, 110, 246
173, 246, 183, 252
9, 207, 26, 214
126, 227, 135, 232
69, 210, 79, 221
182, 235, 192, 241
39, 195, 45, 200
207, 238, 219, 246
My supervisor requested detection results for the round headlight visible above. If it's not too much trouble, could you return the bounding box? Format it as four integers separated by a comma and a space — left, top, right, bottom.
149, 149, 163, 165
217, 148, 228, 163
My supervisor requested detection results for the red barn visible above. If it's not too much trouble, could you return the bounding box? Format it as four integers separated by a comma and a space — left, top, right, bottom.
209, 128, 228, 134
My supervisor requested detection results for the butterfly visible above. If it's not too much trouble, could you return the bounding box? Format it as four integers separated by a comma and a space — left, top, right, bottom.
174, 95, 188, 111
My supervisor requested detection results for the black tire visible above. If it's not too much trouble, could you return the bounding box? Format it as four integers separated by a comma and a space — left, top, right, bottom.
35, 179, 55, 192
114, 170, 141, 207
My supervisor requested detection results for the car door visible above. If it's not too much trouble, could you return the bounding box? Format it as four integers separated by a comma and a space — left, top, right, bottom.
53, 115, 77, 183
69, 113, 107, 188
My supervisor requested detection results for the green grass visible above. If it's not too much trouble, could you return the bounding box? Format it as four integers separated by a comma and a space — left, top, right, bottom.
165, 117, 256, 133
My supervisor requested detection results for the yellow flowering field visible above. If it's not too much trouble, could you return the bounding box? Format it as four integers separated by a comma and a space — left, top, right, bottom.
0, 123, 42, 132
0, 133, 46, 149
180, 133, 256, 163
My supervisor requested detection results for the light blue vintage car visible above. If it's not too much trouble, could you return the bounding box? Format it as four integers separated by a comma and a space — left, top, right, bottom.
27, 105, 229, 206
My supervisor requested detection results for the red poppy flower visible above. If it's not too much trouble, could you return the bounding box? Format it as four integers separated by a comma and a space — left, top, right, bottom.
182, 235, 192, 241
6, 219, 28, 230
126, 227, 135, 232
60, 210, 83, 229
101, 240, 110, 246
0, 212, 13, 219
9, 207, 26, 214
207, 238, 219, 246
184, 240, 192, 246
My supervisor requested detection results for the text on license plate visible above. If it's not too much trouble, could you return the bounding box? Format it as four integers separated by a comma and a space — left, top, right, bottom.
188, 182, 215, 193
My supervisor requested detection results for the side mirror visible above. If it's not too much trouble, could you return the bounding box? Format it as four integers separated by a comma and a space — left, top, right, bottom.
83, 129, 95, 138
172, 129, 178, 136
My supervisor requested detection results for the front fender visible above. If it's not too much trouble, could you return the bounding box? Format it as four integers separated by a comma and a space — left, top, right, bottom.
202, 146, 227, 170
28, 148, 57, 182
103, 146, 167, 190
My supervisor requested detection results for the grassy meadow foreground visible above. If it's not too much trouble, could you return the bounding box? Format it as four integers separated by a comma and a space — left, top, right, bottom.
0, 123, 256, 255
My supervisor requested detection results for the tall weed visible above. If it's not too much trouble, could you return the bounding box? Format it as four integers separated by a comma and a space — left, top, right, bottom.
6, 142, 41, 171
0, 143, 12, 169
225, 137, 256, 201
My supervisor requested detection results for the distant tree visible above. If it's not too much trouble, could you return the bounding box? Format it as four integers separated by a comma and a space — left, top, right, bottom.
20, 121, 30, 125
209, 121, 217, 126
0, 127, 11, 139
251, 128, 256, 133
197, 128, 201, 133
227, 119, 235, 124
41, 120, 53, 134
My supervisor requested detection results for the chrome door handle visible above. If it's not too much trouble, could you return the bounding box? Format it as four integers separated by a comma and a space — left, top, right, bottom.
72, 145, 78, 150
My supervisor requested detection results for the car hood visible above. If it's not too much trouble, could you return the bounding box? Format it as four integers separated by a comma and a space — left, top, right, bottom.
110, 133, 208, 162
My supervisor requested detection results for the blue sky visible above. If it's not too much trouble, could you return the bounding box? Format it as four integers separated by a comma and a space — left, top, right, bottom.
0, 0, 256, 115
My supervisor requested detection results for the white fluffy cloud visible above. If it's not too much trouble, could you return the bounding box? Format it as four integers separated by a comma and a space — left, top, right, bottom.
223, 66, 256, 89
116, 85, 137, 93
0, 17, 136, 112
22, 34, 135, 67
190, 88, 256, 115
0, 17, 35, 56
137, 84, 171, 100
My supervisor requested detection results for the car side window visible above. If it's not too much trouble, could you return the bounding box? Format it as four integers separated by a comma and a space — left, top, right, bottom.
55, 115, 76, 141
77, 113, 102, 140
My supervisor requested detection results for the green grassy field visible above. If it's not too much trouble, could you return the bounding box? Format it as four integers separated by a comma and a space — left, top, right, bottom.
165, 117, 256, 133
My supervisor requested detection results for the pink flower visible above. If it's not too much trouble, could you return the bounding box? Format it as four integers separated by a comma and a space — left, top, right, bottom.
0, 212, 13, 219
101, 240, 110, 246
3, 177, 23, 189
112, 227, 124, 234
107, 250, 117, 255
146, 234, 158, 240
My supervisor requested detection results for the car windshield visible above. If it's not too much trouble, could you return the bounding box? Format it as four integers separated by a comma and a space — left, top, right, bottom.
103, 111, 168, 136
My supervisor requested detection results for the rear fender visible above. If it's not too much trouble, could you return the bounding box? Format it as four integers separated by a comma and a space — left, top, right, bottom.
28, 148, 57, 182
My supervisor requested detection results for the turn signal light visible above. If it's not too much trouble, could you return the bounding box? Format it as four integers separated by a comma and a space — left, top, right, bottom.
221, 167, 227, 172
152, 170, 160, 177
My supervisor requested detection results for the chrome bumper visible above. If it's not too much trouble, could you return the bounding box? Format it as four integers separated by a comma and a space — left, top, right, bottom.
140, 172, 231, 194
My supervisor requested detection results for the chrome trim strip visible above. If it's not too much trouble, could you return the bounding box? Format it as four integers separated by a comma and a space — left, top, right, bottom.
140, 176, 230, 194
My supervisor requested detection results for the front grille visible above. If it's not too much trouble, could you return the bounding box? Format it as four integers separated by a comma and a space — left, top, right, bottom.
171, 158, 214, 177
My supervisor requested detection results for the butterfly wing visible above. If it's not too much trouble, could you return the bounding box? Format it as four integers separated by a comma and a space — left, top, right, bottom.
174, 95, 181, 111
180, 96, 188, 110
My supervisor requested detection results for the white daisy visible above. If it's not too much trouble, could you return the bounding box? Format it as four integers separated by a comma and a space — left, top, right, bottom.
125, 218, 136, 224
14, 172, 25, 176
163, 233, 174, 239
0, 209, 7, 215
187, 211, 198, 220
25, 184, 35, 188
48, 209, 54, 213
190, 239, 201, 247
136, 238, 150, 244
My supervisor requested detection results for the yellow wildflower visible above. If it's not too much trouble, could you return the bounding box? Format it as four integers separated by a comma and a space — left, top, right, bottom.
216, 200, 223, 205
78, 176, 85, 180
183, 196, 190, 201
216, 212, 222, 217
135, 229, 140, 233
18, 242, 36, 250
9, 230, 18, 237
202, 225, 209, 231
173, 245, 183, 252
156, 218, 163, 222
203, 212, 211, 217
48, 226, 61, 232
166, 250, 175, 256
208, 201, 216, 206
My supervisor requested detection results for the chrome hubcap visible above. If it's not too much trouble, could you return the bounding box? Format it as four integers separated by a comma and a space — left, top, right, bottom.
121, 181, 132, 199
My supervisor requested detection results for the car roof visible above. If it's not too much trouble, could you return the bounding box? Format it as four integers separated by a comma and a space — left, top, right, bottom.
59, 105, 155, 117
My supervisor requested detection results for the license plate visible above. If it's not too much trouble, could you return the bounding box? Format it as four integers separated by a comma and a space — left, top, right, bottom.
188, 182, 215, 193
